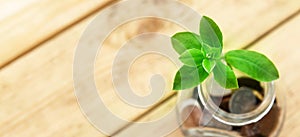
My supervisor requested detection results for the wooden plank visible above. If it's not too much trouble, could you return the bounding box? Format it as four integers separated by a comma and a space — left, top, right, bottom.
114, 96, 184, 137
0, 0, 299, 136
248, 14, 300, 136
1, 87, 107, 137
0, 16, 109, 137
0, 0, 114, 68
118, 9, 300, 137
0, 0, 37, 20
181, 0, 300, 52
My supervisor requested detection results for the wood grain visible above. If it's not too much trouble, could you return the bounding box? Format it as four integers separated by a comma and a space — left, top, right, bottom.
249, 14, 300, 137
0, 0, 114, 68
118, 6, 300, 137
181, 0, 300, 52
0, 0, 299, 136
0, 0, 37, 20
114, 96, 183, 137
0, 15, 108, 137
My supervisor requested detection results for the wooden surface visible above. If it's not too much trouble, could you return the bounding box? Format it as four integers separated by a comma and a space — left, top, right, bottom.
0, 0, 300, 137
0, 0, 115, 68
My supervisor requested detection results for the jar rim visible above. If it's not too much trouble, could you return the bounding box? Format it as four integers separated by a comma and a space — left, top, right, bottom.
198, 77, 276, 126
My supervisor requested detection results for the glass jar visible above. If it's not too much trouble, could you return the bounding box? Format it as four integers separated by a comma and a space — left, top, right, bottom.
177, 75, 285, 137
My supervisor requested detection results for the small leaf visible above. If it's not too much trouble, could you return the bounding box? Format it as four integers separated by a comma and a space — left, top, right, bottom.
225, 50, 279, 82
200, 16, 223, 58
213, 61, 238, 89
202, 59, 216, 73
173, 65, 209, 90
200, 16, 223, 48
202, 44, 222, 59
179, 49, 204, 67
171, 32, 202, 54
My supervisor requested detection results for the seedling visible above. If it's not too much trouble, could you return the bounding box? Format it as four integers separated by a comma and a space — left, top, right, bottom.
172, 16, 279, 90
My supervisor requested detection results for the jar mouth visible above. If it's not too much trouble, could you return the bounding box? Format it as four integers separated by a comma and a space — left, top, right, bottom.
198, 78, 276, 126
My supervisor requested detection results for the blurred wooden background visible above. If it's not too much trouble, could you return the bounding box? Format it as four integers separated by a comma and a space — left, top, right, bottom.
0, 0, 300, 136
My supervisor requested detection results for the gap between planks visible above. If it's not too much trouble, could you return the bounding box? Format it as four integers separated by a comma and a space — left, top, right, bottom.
1, 1, 300, 136
111, 92, 178, 136
0, 0, 119, 70
113, 7, 300, 137
243, 8, 300, 49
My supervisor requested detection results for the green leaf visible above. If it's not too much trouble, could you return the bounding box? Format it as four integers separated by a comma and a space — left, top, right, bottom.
213, 61, 238, 89
171, 32, 202, 54
173, 65, 209, 90
200, 16, 223, 48
202, 43, 222, 59
225, 50, 279, 82
200, 16, 223, 58
179, 49, 204, 67
202, 59, 216, 73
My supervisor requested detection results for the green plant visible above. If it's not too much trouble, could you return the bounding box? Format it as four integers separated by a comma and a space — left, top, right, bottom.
172, 16, 279, 90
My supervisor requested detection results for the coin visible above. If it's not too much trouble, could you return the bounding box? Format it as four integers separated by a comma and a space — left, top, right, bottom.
229, 87, 257, 114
